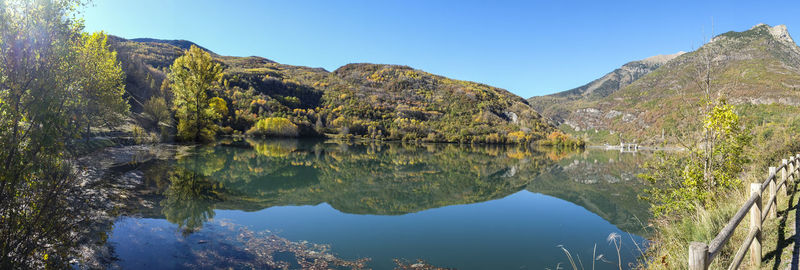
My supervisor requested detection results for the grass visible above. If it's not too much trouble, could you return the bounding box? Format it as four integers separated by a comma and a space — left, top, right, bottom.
761, 181, 797, 269
553, 232, 647, 270
643, 151, 800, 269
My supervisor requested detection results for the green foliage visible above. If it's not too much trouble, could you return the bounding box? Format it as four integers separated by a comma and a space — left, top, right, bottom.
73, 31, 129, 136
644, 138, 800, 270
168, 45, 224, 142
0, 0, 130, 268
641, 102, 752, 217
246, 117, 299, 137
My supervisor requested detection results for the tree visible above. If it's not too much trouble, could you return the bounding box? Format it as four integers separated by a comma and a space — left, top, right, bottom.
641, 101, 751, 216
0, 0, 126, 268
640, 33, 752, 217
73, 31, 129, 138
168, 45, 223, 142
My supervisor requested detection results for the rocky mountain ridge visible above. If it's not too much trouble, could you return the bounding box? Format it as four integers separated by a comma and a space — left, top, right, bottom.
529, 24, 800, 145
529, 52, 683, 124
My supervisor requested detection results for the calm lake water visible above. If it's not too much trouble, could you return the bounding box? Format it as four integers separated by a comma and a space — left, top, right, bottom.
107, 139, 651, 269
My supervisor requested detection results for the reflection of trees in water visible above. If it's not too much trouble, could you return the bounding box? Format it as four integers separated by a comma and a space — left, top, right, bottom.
149, 139, 650, 234
528, 149, 652, 234
210, 139, 552, 215
160, 155, 223, 235
148, 139, 554, 232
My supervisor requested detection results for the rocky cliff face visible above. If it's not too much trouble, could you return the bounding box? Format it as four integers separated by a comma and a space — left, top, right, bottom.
529, 24, 800, 145
555, 52, 684, 99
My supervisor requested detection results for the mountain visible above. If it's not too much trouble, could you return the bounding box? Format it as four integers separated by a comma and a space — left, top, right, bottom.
529, 52, 684, 124
109, 36, 562, 144
130, 38, 212, 52
528, 24, 800, 145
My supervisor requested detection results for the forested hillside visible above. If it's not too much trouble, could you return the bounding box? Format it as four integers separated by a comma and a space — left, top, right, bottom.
110, 36, 571, 145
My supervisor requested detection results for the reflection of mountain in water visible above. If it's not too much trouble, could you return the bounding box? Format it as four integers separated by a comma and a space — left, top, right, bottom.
184, 139, 550, 215
527, 149, 650, 234
133, 139, 650, 234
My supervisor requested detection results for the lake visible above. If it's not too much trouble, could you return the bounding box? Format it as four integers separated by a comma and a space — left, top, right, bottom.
106, 139, 651, 269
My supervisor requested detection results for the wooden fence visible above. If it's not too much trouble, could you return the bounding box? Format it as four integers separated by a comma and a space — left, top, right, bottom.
689, 153, 800, 269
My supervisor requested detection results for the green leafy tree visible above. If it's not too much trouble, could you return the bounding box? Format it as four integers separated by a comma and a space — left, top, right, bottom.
168, 45, 223, 142
0, 0, 129, 268
639, 40, 757, 217
641, 101, 751, 216
72, 31, 128, 138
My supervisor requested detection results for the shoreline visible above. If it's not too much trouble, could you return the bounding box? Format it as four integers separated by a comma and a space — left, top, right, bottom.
587, 144, 685, 152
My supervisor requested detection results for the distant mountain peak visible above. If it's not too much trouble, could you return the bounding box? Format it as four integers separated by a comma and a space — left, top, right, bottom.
639, 51, 685, 65
534, 52, 683, 101
712, 23, 795, 44
767, 24, 793, 43
530, 23, 800, 145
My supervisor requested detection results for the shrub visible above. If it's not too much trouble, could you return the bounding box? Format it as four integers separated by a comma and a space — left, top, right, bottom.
132, 124, 159, 144
507, 131, 529, 143
219, 126, 235, 135
537, 131, 584, 148
640, 102, 752, 217
246, 117, 299, 137
142, 97, 171, 130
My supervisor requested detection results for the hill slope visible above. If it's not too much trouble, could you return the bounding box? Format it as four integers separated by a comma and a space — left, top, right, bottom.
529, 24, 800, 145
529, 52, 683, 124
109, 36, 559, 144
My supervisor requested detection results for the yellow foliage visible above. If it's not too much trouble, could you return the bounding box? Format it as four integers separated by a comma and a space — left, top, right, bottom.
507, 131, 529, 143
246, 117, 299, 137
209, 97, 227, 117
246, 139, 296, 157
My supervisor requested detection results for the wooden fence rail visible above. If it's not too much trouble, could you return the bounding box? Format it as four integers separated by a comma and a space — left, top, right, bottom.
689, 153, 800, 269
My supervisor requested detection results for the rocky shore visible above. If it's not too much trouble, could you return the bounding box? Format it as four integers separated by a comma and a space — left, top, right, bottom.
70, 143, 187, 268
67, 143, 384, 269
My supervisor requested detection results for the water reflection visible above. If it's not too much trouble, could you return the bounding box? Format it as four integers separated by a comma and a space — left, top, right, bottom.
136, 139, 649, 236
161, 162, 221, 235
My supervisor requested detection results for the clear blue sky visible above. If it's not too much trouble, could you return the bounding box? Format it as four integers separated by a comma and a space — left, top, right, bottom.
83, 0, 800, 98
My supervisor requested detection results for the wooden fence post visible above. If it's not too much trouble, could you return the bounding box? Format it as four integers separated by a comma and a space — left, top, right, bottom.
796, 154, 800, 177
750, 183, 762, 267
782, 159, 789, 196
790, 156, 796, 184
769, 167, 777, 219
795, 154, 800, 174
689, 242, 709, 270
